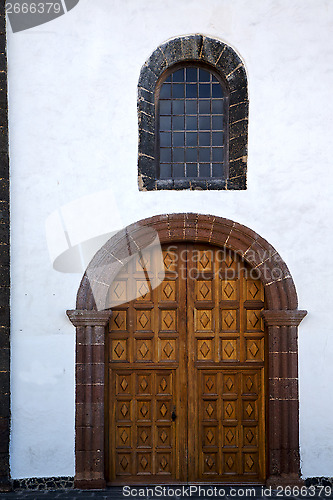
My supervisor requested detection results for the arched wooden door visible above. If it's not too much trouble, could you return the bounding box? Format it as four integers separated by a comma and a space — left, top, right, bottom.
106, 243, 266, 484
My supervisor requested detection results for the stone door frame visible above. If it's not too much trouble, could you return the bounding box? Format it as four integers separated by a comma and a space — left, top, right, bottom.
67, 213, 307, 489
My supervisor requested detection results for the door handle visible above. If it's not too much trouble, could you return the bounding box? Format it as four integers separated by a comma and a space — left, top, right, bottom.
172, 407, 177, 421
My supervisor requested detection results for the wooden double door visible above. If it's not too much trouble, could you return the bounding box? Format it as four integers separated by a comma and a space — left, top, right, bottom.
106, 243, 266, 484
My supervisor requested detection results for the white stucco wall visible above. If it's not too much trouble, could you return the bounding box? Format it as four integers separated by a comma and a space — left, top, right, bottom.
8, 0, 333, 479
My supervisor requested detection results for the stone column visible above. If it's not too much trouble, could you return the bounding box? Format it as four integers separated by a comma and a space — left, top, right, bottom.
67, 309, 112, 489
262, 310, 307, 488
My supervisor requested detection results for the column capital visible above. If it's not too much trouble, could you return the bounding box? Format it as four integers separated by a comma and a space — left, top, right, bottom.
262, 309, 307, 327
66, 309, 112, 327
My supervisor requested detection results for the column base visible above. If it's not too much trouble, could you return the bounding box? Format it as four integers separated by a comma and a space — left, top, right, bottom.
74, 478, 106, 490
266, 474, 305, 488
0, 478, 12, 492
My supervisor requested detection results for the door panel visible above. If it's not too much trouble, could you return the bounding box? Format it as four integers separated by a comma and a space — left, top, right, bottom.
106, 244, 187, 483
106, 242, 266, 484
186, 244, 266, 482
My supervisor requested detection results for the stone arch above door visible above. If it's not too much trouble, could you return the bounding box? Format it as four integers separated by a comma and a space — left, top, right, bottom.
67, 213, 307, 489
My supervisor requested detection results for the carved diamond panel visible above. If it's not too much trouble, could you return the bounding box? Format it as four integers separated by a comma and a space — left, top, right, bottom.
110, 281, 127, 303
246, 310, 263, 331
197, 339, 213, 361
110, 310, 126, 331
136, 281, 151, 301
157, 452, 172, 473
203, 374, 216, 394
136, 310, 151, 330
221, 339, 238, 361
157, 401, 170, 421
246, 280, 264, 301
242, 373, 258, 394
224, 427, 237, 447
160, 310, 176, 331
137, 401, 151, 421
136, 253, 151, 272
158, 339, 177, 362
221, 280, 238, 300
221, 310, 237, 331
136, 374, 152, 395
111, 339, 127, 361
163, 250, 176, 271
205, 401, 217, 420
117, 401, 130, 421
137, 427, 152, 448
246, 338, 264, 361
136, 339, 153, 362
223, 453, 238, 473
161, 281, 176, 301
223, 374, 237, 394
198, 250, 213, 271
243, 427, 258, 446
204, 453, 217, 473
243, 400, 257, 421
156, 374, 172, 395
116, 374, 131, 395
243, 453, 258, 473
158, 427, 171, 447
196, 309, 213, 331
205, 427, 217, 446
137, 453, 151, 474
224, 401, 236, 420
196, 281, 212, 301
116, 453, 131, 475
117, 427, 131, 448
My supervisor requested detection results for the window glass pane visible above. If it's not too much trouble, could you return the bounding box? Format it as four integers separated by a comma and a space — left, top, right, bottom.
199, 84, 210, 98
199, 164, 211, 177
199, 148, 210, 162
212, 131, 223, 146
199, 116, 210, 130
185, 148, 198, 162
158, 65, 227, 181
160, 164, 172, 179
160, 116, 171, 130
212, 164, 223, 177
212, 116, 223, 130
173, 148, 185, 162
160, 84, 171, 98
186, 116, 197, 130
186, 100, 197, 114
212, 99, 224, 114
186, 163, 198, 177
172, 69, 184, 82
186, 84, 197, 98
199, 100, 210, 114
173, 164, 185, 178
173, 116, 185, 130
198, 132, 210, 146
185, 67, 197, 82
173, 84, 184, 98
160, 148, 172, 162
160, 100, 172, 114
212, 147, 224, 162
212, 84, 223, 98
186, 132, 197, 146
173, 100, 184, 114
173, 132, 185, 147
160, 132, 171, 147
199, 69, 210, 82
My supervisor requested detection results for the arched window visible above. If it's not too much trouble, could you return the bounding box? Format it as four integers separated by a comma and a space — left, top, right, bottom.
138, 35, 248, 191
157, 64, 229, 181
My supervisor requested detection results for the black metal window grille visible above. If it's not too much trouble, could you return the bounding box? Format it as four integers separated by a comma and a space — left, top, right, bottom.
157, 66, 228, 180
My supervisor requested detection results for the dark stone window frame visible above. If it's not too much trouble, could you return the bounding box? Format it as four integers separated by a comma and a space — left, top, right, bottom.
138, 34, 249, 191
155, 61, 230, 182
